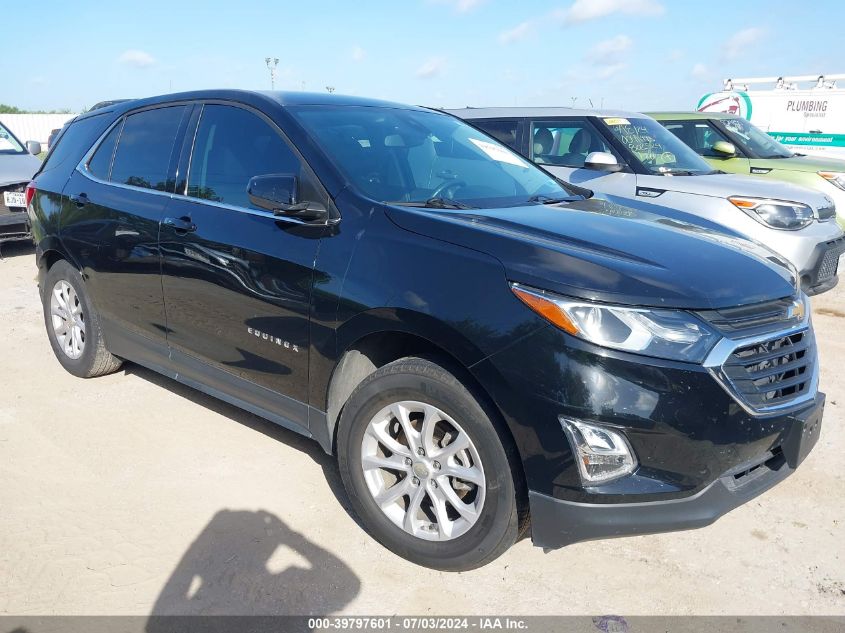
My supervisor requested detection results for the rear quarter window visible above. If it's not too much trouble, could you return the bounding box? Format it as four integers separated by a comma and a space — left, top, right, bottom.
38, 113, 114, 177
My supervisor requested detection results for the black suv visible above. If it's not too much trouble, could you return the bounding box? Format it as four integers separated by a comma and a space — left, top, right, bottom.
27, 91, 824, 570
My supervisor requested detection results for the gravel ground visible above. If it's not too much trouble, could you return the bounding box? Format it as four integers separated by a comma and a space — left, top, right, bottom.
0, 240, 843, 616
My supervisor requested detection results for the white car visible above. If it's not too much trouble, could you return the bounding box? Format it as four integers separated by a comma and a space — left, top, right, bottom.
0, 120, 42, 246
450, 107, 845, 295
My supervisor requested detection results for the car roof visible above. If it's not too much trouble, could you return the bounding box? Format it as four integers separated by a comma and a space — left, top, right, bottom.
73, 90, 425, 124
446, 106, 645, 119
648, 111, 740, 120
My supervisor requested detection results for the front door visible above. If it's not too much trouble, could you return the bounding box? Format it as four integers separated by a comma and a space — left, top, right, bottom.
527, 117, 637, 197
159, 103, 326, 429
663, 119, 751, 174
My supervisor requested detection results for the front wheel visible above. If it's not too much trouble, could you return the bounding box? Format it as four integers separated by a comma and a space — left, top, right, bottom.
337, 357, 520, 570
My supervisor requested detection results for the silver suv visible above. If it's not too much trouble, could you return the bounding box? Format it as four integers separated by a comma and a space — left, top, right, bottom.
450, 107, 845, 295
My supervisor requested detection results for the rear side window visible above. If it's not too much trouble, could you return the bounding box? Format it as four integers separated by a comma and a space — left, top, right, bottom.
87, 122, 122, 180
187, 104, 301, 209
111, 106, 185, 191
471, 120, 519, 151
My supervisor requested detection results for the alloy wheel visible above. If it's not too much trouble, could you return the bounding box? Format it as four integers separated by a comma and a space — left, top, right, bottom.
50, 280, 86, 360
360, 400, 486, 541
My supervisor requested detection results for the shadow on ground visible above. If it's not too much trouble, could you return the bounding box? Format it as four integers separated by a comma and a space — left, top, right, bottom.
0, 241, 34, 260
146, 509, 360, 621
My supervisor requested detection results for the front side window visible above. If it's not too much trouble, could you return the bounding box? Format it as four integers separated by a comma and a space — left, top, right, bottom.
599, 116, 716, 175
663, 121, 733, 157
530, 119, 618, 167
289, 105, 573, 208
110, 106, 186, 191
0, 122, 25, 154
719, 117, 793, 159
187, 105, 303, 209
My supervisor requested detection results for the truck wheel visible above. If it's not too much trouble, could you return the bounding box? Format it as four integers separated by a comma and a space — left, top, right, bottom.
42, 260, 122, 378
337, 357, 520, 571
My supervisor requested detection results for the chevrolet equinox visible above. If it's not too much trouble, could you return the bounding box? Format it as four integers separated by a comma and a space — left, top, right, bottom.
27, 91, 825, 570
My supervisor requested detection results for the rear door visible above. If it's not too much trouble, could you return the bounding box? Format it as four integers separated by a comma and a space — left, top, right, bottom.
62, 104, 190, 355
159, 102, 326, 430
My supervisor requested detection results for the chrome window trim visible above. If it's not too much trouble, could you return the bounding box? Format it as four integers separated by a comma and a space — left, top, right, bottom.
702, 303, 818, 417
74, 103, 332, 227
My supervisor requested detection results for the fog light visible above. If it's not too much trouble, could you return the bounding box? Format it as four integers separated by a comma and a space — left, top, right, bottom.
560, 417, 637, 484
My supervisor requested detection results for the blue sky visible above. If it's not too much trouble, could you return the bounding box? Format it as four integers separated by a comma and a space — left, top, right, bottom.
5, 0, 844, 112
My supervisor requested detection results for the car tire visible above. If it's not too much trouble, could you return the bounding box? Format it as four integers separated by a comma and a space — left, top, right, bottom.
42, 260, 122, 378
337, 356, 520, 571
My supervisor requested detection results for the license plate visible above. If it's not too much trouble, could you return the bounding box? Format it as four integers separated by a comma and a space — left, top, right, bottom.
3, 191, 26, 208
782, 396, 824, 468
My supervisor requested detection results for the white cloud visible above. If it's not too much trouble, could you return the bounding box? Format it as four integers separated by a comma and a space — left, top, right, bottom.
428, 0, 486, 13
555, 0, 664, 25
596, 63, 627, 79
499, 20, 533, 44
117, 49, 156, 68
691, 62, 710, 80
416, 57, 447, 79
586, 35, 633, 65
722, 27, 766, 61
351, 46, 366, 62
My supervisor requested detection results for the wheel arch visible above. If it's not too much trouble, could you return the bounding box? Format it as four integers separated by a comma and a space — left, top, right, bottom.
322, 310, 528, 517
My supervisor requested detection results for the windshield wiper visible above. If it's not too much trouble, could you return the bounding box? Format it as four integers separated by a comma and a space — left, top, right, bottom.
387, 197, 477, 210
527, 194, 581, 205
657, 168, 697, 176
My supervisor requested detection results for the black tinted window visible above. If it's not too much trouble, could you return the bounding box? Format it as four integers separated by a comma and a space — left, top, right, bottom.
111, 106, 185, 191
188, 105, 300, 208
87, 122, 122, 180
39, 113, 112, 175
472, 120, 519, 150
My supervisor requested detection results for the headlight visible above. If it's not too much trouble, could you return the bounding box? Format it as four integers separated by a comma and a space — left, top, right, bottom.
819, 171, 845, 192
729, 196, 814, 230
511, 284, 720, 362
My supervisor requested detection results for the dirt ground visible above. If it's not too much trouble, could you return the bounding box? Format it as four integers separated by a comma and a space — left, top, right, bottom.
0, 240, 843, 616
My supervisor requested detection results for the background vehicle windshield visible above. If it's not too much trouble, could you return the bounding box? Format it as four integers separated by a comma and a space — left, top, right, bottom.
0, 122, 25, 154
600, 116, 716, 175
719, 117, 794, 159
290, 106, 573, 208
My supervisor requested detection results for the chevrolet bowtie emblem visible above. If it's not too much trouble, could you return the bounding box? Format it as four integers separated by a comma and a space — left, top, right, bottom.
788, 299, 805, 321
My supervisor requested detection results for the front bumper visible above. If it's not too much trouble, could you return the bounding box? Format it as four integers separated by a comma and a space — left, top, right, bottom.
0, 209, 31, 243
804, 232, 845, 295
530, 393, 824, 548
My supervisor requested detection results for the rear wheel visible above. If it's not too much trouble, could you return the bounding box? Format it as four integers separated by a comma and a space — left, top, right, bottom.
42, 260, 122, 378
337, 357, 520, 570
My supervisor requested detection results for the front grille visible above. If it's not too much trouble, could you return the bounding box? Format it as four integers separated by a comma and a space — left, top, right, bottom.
696, 297, 802, 337
720, 330, 815, 411
817, 245, 844, 283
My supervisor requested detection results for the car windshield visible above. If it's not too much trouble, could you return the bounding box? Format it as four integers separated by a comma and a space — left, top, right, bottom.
600, 116, 716, 175
289, 105, 576, 208
0, 122, 25, 155
719, 117, 794, 159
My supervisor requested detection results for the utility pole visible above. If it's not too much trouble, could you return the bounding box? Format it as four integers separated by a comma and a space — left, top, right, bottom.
265, 57, 279, 90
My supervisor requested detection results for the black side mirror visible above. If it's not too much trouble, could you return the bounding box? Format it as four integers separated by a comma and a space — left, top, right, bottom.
247, 174, 328, 223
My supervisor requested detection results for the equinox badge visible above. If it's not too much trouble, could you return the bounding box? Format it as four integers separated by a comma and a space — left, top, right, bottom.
247, 327, 299, 353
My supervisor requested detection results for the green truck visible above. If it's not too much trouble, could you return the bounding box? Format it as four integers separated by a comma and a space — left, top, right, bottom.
650, 111, 845, 228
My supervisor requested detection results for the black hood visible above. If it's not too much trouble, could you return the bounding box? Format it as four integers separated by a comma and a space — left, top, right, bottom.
385, 197, 797, 310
